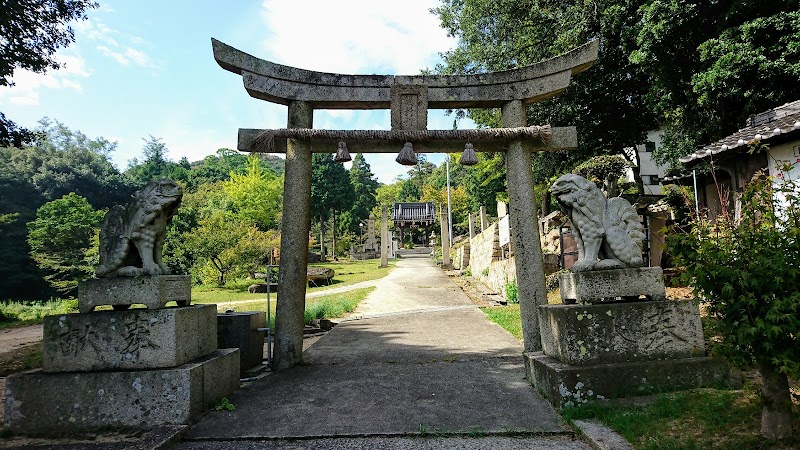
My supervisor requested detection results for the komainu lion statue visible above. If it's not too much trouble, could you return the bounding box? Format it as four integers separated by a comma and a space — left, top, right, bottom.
96, 179, 183, 277
550, 174, 645, 272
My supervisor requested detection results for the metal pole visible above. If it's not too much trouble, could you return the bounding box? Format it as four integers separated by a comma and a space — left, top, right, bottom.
446, 155, 453, 247
265, 264, 273, 368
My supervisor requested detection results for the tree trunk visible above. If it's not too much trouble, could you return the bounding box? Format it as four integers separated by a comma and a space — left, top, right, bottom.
211, 257, 225, 286
331, 210, 337, 259
541, 190, 551, 217
758, 361, 793, 439
319, 215, 326, 262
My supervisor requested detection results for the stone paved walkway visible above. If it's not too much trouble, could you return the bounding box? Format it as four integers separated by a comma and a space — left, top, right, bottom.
180, 253, 589, 449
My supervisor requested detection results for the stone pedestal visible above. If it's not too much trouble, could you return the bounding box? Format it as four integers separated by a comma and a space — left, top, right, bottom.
538, 301, 705, 366
78, 275, 191, 313
530, 299, 739, 407
559, 267, 665, 304
527, 352, 738, 407
43, 305, 217, 372
217, 311, 266, 374
7, 278, 240, 434
5, 349, 239, 433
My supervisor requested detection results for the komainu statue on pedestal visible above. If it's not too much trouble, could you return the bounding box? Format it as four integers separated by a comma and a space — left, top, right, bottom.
96, 179, 183, 277
550, 174, 644, 272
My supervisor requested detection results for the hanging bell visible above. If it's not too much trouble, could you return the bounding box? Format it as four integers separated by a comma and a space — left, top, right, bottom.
460, 142, 478, 166
334, 141, 352, 163
396, 142, 418, 166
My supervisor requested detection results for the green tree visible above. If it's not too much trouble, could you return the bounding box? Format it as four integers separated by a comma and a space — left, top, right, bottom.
126, 136, 179, 187
572, 155, 631, 197
0, 0, 97, 147
311, 153, 354, 258
434, 0, 659, 191
222, 156, 282, 231
342, 153, 379, 234
633, 1, 800, 168
26, 193, 103, 295
670, 166, 800, 439
461, 152, 506, 215
184, 211, 248, 286
0, 119, 133, 298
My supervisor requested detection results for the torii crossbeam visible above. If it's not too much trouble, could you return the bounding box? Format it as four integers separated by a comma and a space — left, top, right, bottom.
212, 38, 598, 370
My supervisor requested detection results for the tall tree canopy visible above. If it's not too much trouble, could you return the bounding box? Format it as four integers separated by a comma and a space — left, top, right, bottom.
222, 156, 283, 231
435, 0, 799, 176
632, 1, 800, 167
435, 0, 659, 194
27, 193, 103, 295
341, 153, 379, 234
311, 153, 354, 257
0, 119, 131, 298
0, 0, 97, 147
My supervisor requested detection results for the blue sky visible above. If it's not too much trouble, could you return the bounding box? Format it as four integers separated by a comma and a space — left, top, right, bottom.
0, 0, 475, 184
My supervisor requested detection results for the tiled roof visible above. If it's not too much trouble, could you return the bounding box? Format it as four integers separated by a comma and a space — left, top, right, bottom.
677, 100, 800, 165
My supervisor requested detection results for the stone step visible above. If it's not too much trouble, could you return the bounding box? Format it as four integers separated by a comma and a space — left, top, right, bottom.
6, 349, 240, 433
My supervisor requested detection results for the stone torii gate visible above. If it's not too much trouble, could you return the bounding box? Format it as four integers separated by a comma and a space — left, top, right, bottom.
212, 38, 598, 371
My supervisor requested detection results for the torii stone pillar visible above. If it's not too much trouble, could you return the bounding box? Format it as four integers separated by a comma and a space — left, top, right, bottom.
503, 99, 548, 352
380, 207, 388, 268
273, 101, 313, 371
439, 208, 452, 269
468, 213, 475, 238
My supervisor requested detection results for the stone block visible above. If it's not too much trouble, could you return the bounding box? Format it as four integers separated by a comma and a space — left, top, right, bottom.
217, 311, 266, 373
390, 84, 428, 131
559, 267, 665, 304
526, 352, 740, 408
5, 349, 240, 433
538, 300, 705, 366
78, 275, 191, 313
43, 305, 217, 372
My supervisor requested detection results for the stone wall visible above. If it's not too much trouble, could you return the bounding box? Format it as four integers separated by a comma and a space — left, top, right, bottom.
467, 222, 516, 296
451, 241, 470, 270
467, 219, 561, 299
469, 222, 499, 277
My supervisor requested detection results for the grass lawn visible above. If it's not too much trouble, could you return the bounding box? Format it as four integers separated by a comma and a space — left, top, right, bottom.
220, 287, 374, 328
478, 288, 800, 448
564, 387, 800, 450
481, 304, 522, 340
308, 259, 395, 291
0, 299, 78, 330
192, 259, 394, 305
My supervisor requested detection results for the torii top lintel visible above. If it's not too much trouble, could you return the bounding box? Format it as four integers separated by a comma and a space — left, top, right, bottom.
212, 38, 598, 110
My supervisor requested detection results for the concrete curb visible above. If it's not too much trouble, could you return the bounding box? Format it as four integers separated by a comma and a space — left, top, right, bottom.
572, 420, 634, 450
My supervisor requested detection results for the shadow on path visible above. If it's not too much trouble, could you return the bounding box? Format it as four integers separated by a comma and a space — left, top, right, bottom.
183, 254, 577, 447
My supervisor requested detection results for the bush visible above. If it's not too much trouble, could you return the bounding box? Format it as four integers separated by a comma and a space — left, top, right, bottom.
0, 299, 78, 323
504, 282, 519, 303
670, 165, 800, 439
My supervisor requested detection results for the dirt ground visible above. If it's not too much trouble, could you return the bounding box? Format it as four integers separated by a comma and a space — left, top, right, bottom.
0, 325, 42, 355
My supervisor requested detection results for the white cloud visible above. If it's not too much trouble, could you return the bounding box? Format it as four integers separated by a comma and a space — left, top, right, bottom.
97, 45, 129, 65
77, 17, 158, 69
96, 45, 157, 68
242, 1, 475, 184
0, 54, 91, 106
124, 48, 153, 67
260, 0, 454, 75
